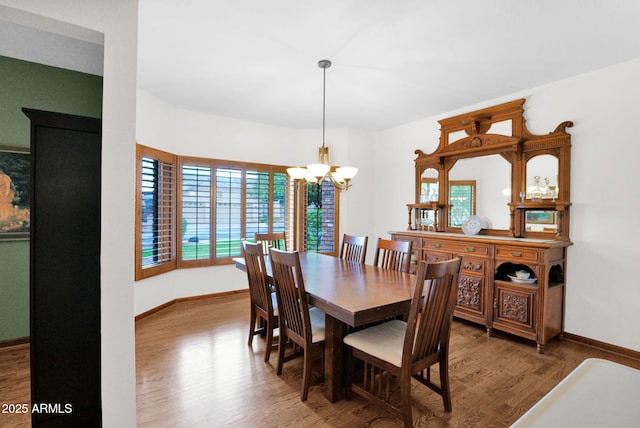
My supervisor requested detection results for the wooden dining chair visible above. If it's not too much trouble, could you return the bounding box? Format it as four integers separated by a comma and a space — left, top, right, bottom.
373, 238, 413, 273
268, 248, 325, 401
255, 231, 287, 252
241, 240, 278, 362
344, 257, 463, 428
339, 234, 368, 264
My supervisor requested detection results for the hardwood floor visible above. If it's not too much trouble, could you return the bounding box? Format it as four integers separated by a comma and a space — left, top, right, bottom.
0, 343, 30, 428
2, 293, 639, 427
135, 294, 640, 427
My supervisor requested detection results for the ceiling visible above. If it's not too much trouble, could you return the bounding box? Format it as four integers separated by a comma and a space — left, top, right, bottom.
139, 1, 639, 131
3, 2, 640, 131
138, 0, 640, 130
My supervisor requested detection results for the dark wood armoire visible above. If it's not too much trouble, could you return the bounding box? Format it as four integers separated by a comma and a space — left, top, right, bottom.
24, 108, 102, 427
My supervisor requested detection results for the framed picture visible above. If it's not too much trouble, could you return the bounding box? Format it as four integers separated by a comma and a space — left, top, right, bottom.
0, 145, 30, 240
525, 210, 555, 225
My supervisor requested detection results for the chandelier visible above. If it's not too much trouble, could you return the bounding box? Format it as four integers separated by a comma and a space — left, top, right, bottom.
287, 59, 358, 190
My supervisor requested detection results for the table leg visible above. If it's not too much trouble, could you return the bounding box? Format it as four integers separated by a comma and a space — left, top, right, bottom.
324, 314, 346, 402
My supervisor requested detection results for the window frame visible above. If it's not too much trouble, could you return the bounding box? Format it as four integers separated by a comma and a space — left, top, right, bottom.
135, 144, 341, 279
301, 180, 339, 255
135, 144, 177, 280
177, 156, 295, 268
177, 156, 213, 268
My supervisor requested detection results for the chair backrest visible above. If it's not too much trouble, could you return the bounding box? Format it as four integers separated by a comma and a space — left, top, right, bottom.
268, 248, 312, 346
339, 234, 368, 264
373, 238, 413, 272
255, 232, 287, 252
403, 257, 462, 369
241, 241, 273, 315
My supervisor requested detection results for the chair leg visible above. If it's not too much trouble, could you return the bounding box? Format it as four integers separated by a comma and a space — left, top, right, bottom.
300, 347, 311, 401
439, 358, 452, 412
400, 375, 413, 428
276, 331, 286, 375
248, 307, 256, 347
264, 319, 273, 362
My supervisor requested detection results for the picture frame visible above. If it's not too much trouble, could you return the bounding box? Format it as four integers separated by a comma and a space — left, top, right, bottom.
525, 210, 555, 225
0, 144, 30, 240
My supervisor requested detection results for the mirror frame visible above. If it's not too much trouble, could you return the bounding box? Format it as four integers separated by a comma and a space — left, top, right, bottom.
414, 98, 572, 240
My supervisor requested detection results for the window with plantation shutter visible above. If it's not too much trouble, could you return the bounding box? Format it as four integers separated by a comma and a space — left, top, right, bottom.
179, 163, 211, 264
215, 166, 243, 258
245, 170, 271, 239
135, 145, 176, 280
135, 144, 311, 277
304, 180, 337, 254
214, 167, 293, 260
272, 172, 288, 235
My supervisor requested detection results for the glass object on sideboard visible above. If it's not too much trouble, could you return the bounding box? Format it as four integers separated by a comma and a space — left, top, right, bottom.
526, 154, 559, 201
531, 176, 542, 202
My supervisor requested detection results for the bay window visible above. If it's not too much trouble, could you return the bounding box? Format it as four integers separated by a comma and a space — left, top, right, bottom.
136, 144, 339, 279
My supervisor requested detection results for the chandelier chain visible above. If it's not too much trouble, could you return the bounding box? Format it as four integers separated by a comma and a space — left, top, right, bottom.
322, 62, 326, 148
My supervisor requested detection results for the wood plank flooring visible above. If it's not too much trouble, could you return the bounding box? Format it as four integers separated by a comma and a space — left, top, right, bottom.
0, 343, 30, 428
2, 293, 639, 427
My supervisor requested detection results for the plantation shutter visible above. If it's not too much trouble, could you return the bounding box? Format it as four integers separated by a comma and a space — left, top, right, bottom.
136, 145, 177, 280
215, 167, 242, 257
245, 170, 270, 240
304, 180, 336, 254
181, 164, 211, 260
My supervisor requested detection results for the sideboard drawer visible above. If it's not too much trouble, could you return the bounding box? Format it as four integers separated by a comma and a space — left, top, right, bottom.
422, 250, 452, 263
495, 245, 539, 262
421, 238, 448, 251
421, 239, 489, 256
461, 256, 486, 276
444, 241, 490, 256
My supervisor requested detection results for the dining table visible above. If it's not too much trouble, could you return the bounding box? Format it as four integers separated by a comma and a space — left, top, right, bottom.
234, 251, 416, 402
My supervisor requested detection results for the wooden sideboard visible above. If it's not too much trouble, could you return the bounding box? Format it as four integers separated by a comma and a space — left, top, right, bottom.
391, 230, 570, 353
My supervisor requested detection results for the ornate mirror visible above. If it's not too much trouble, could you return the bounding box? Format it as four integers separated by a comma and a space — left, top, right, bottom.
413, 98, 572, 240
420, 167, 439, 203
447, 155, 511, 230
524, 154, 559, 233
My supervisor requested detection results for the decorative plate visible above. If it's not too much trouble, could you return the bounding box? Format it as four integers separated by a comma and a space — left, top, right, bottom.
507, 275, 537, 284
461, 215, 483, 235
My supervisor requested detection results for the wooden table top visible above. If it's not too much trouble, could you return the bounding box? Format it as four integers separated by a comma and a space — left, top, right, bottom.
235, 252, 416, 326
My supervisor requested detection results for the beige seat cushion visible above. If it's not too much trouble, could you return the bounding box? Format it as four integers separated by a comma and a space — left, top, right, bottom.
343, 319, 406, 367
309, 306, 326, 343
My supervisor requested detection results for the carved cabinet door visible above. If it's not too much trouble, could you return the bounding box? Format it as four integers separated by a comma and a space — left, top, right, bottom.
454, 257, 488, 324
492, 283, 537, 335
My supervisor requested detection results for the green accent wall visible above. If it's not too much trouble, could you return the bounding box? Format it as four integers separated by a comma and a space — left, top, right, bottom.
0, 55, 103, 341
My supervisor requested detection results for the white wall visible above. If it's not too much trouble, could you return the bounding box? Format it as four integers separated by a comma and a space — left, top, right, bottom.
135, 89, 374, 314
139, 55, 640, 363
375, 59, 640, 352
0, 1, 139, 426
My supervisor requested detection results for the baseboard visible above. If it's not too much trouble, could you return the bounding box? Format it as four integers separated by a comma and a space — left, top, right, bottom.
135, 289, 249, 322
0, 336, 29, 348
564, 332, 640, 363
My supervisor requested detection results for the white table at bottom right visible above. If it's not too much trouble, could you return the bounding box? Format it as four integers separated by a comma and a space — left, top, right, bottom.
511, 358, 640, 427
